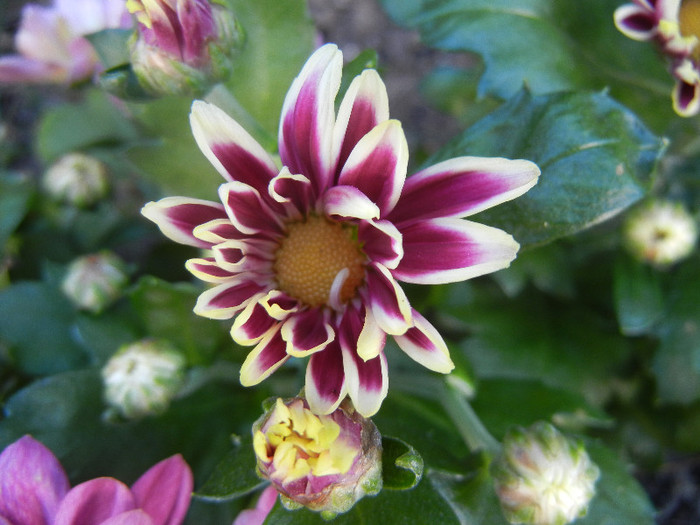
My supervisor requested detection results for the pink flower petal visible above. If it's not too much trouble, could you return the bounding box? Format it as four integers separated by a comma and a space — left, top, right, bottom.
388, 157, 540, 225
185, 257, 236, 283
131, 455, 193, 525
393, 218, 519, 284
305, 340, 347, 415
322, 185, 380, 220
0, 435, 69, 525
358, 219, 403, 270
279, 44, 342, 196
258, 290, 300, 320
194, 278, 268, 320
211, 240, 274, 274
232, 485, 278, 525
100, 509, 154, 525
340, 344, 388, 418
190, 101, 279, 195
338, 304, 386, 363
141, 197, 227, 249
673, 76, 700, 117
337, 120, 408, 216
332, 68, 390, 178
363, 263, 412, 335
394, 309, 454, 373
192, 218, 246, 245
614, 4, 657, 41
219, 182, 283, 236
231, 299, 278, 345
240, 326, 290, 386
268, 168, 314, 219
54, 478, 136, 525
280, 308, 335, 357
0, 56, 66, 83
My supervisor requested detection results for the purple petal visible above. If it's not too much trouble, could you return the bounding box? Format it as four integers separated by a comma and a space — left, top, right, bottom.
131, 455, 193, 525
212, 240, 274, 274
362, 263, 412, 335
219, 182, 283, 236
192, 218, 246, 245
232, 485, 278, 525
100, 510, 154, 525
393, 218, 519, 284
267, 168, 314, 219
141, 197, 228, 249
305, 340, 347, 415
259, 290, 300, 320
332, 69, 390, 178
673, 76, 700, 117
231, 299, 278, 345
358, 219, 403, 270
0, 56, 66, 83
340, 343, 388, 418
337, 120, 408, 216
177, 0, 215, 64
613, 4, 657, 40
54, 478, 136, 525
190, 101, 279, 196
0, 435, 69, 525
185, 257, 236, 283
388, 157, 540, 225
240, 326, 290, 386
338, 304, 386, 362
194, 278, 268, 319
280, 308, 335, 357
279, 44, 342, 195
322, 185, 380, 220
394, 309, 454, 373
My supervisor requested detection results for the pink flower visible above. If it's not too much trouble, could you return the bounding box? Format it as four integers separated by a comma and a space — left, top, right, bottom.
142, 44, 540, 417
0, 0, 132, 84
232, 485, 278, 525
0, 435, 193, 525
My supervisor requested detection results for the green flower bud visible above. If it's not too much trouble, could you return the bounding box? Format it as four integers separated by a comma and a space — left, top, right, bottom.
61, 251, 128, 313
102, 339, 186, 419
42, 153, 109, 207
492, 422, 600, 525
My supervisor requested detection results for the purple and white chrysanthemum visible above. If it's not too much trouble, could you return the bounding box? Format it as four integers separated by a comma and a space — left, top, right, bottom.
142, 44, 540, 417
615, 0, 700, 116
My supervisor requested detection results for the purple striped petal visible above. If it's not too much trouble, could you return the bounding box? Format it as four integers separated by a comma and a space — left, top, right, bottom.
363, 263, 412, 335
279, 44, 342, 195
131, 455, 193, 525
322, 185, 380, 220
394, 309, 454, 373
54, 478, 136, 525
240, 326, 290, 386
0, 435, 69, 525
268, 167, 314, 219
358, 219, 403, 270
190, 101, 279, 195
388, 157, 540, 225
337, 120, 408, 216
141, 197, 227, 249
212, 240, 274, 274
338, 304, 386, 363
394, 218, 519, 284
194, 278, 268, 319
259, 290, 300, 320
614, 4, 657, 40
219, 182, 284, 236
332, 68, 390, 178
100, 510, 154, 525
177, 0, 215, 64
186, 257, 235, 283
280, 308, 335, 357
192, 218, 245, 245
340, 344, 388, 418
673, 75, 700, 117
231, 298, 278, 345
305, 340, 347, 414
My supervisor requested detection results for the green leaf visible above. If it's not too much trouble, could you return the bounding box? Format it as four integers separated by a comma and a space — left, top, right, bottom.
613, 253, 664, 336
430, 88, 664, 247
84, 29, 132, 70
37, 89, 140, 162
381, 436, 424, 490
0, 172, 33, 250
0, 282, 87, 375
195, 434, 266, 501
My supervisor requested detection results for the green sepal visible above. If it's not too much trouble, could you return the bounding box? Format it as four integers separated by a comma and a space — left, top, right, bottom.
381, 436, 424, 490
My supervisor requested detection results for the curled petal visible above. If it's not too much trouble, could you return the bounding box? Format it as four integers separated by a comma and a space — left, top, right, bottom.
0, 435, 69, 525
186, 257, 236, 283
212, 240, 274, 274
389, 157, 540, 224
54, 478, 136, 525
141, 197, 227, 249
363, 263, 412, 335
394, 218, 519, 284
279, 43, 342, 195
280, 308, 335, 357
340, 343, 388, 418
358, 219, 403, 270
338, 304, 386, 363
394, 309, 454, 373
305, 340, 347, 415
614, 4, 658, 41
259, 290, 299, 320
322, 185, 380, 220
338, 120, 409, 216
131, 455, 193, 525
333, 68, 390, 176
190, 101, 278, 193
240, 326, 290, 386
192, 218, 245, 244
219, 182, 284, 236
231, 298, 278, 345
268, 167, 314, 219
194, 278, 268, 319
673, 75, 700, 117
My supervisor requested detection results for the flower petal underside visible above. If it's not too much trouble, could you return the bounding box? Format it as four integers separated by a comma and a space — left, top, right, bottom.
240, 326, 290, 386
141, 197, 227, 249
305, 340, 347, 415
131, 454, 193, 525
394, 309, 454, 373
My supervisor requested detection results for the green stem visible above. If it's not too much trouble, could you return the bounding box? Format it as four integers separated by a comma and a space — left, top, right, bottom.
440, 379, 501, 455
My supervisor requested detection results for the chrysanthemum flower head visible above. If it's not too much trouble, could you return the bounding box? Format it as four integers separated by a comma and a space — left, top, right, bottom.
142, 44, 540, 417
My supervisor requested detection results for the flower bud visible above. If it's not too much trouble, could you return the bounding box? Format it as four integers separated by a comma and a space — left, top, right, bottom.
42, 153, 109, 207
623, 199, 697, 267
127, 0, 242, 96
61, 251, 128, 313
252, 397, 382, 517
492, 422, 599, 525
102, 339, 186, 419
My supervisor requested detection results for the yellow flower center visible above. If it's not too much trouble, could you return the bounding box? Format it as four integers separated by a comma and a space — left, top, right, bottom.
680, 0, 700, 57
273, 216, 366, 308
253, 399, 358, 483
